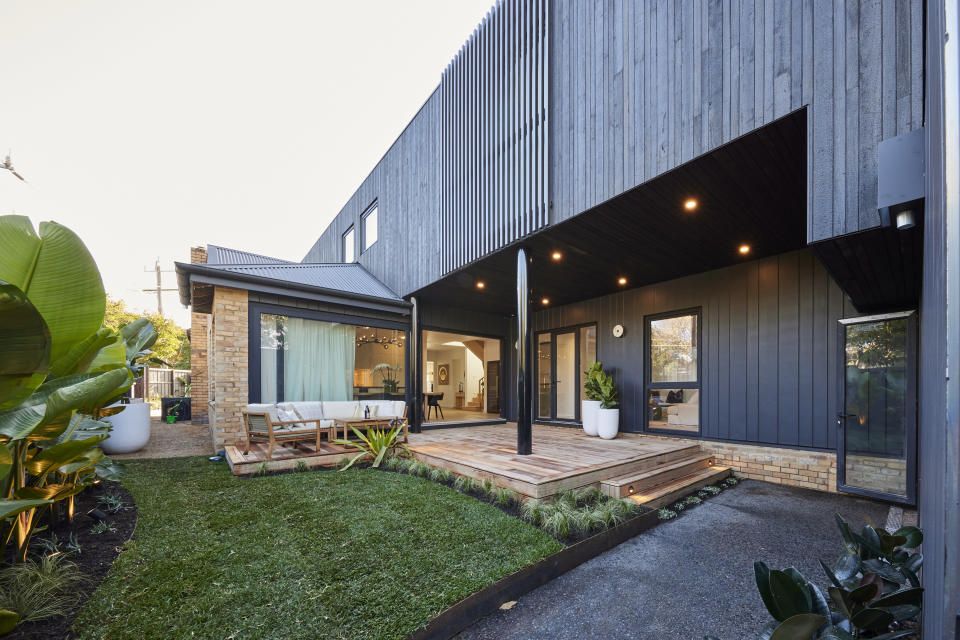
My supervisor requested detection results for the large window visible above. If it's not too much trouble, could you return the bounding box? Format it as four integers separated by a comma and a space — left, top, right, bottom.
362, 205, 378, 251
259, 312, 404, 403
343, 227, 355, 263
645, 310, 700, 434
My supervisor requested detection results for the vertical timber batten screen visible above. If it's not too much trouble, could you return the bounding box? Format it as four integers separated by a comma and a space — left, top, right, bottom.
440, 0, 548, 275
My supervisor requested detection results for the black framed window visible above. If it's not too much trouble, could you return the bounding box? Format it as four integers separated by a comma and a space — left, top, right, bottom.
343, 226, 355, 263
362, 204, 378, 251
644, 309, 701, 435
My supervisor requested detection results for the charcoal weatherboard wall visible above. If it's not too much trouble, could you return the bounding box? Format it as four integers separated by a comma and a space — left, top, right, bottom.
533, 249, 856, 450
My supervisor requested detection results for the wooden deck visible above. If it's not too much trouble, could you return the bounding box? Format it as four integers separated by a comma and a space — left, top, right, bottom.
225, 441, 354, 476
407, 424, 701, 499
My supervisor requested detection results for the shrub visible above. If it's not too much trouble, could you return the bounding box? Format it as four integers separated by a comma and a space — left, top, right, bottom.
429, 467, 452, 484
395, 457, 414, 474
0, 553, 87, 623
722, 476, 739, 487
98, 493, 127, 514
295, 460, 310, 473
90, 521, 117, 535
334, 422, 410, 471
519, 500, 546, 526
408, 461, 430, 477
571, 486, 603, 506
684, 496, 702, 506
702, 485, 722, 495
672, 502, 685, 511
491, 486, 517, 507
481, 478, 494, 495
658, 508, 677, 520
382, 456, 401, 471
453, 475, 476, 494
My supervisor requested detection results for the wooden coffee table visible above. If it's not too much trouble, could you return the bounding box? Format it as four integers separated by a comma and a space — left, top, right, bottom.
333, 417, 408, 443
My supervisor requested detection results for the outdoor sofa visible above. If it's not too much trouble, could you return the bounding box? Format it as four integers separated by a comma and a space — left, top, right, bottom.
241, 400, 408, 459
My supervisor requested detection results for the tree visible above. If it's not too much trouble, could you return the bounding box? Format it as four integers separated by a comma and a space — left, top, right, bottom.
103, 297, 190, 369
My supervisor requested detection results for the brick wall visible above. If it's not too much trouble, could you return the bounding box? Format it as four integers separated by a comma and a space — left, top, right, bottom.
209, 286, 249, 449
189, 246, 209, 424
646, 434, 838, 492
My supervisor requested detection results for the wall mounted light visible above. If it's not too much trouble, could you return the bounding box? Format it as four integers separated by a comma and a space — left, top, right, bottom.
895, 209, 916, 230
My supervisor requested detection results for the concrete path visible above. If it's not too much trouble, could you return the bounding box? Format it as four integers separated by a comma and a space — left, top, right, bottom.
111, 419, 214, 460
456, 481, 890, 640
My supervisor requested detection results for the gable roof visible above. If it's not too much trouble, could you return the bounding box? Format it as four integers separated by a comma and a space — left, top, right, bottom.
176, 244, 406, 314
205, 244, 294, 265
199, 262, 402, 301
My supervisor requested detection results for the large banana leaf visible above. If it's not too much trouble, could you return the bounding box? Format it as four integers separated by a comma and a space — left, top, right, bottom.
0, 281, 50, 409
0, 368, 130, 441
49, 327, 119, 378
24, 436, 106, 477
0, 498, 52, 520
0, 216, 105, 366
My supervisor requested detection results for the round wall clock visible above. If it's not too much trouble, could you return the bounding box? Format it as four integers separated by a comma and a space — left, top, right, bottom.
612, 324, 625, 338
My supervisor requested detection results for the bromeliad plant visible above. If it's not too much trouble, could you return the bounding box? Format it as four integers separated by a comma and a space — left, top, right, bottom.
0, 216, 150, 564
710, 514, 923, 640
334, 419, 410, 471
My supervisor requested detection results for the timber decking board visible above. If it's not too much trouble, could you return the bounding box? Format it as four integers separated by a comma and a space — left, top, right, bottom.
408, 424, 699, 497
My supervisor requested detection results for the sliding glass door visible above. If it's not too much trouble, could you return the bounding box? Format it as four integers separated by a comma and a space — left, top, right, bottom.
536, 324, 597, 423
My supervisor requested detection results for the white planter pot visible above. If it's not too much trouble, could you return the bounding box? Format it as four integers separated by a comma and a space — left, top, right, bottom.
597, 408, 620, 440
581, 400, 601, 436
101, 402, 151, 454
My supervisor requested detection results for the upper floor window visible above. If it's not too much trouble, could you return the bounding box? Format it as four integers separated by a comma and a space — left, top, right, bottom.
343, 227, 355, 263
363, 205, 378, 251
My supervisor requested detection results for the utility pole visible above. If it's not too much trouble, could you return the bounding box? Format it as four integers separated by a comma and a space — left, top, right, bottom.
143, 259, 176, 316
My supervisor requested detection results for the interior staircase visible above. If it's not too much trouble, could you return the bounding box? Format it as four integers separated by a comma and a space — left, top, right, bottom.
599, 448, 730, 510
464, 394, 483, 411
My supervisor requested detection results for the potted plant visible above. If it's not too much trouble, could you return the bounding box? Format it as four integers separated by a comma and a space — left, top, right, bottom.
372, 363, 401, 395
101, 318, 158, 454
581, 362, 604, 436
595, 367, 619, 440
162, 380, 192, 423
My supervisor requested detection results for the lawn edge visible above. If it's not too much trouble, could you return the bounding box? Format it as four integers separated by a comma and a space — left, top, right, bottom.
407, 507, 660, 640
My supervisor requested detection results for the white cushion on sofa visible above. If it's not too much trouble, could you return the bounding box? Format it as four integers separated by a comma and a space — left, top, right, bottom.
367, 400, 406, 418
322, 401, 361, 420
246, 403, 279, 421
290, 401, 324, 422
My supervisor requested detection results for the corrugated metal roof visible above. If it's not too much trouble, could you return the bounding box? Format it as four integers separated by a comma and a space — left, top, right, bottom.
201, 263, 402, 301
206, 245, 293, 265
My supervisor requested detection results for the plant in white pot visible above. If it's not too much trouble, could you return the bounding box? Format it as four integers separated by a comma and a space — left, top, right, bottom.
101, 318, 158, 454
581, 362, 604, 436
595, 368, 619, 440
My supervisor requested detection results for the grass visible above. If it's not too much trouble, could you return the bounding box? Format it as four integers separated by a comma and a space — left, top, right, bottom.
73, 457, 562, 640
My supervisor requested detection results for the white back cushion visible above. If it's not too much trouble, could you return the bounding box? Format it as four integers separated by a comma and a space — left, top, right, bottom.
246, 403, 279, 421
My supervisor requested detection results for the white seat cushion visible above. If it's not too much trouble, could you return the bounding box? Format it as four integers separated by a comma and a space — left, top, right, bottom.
246, 403, 279, 421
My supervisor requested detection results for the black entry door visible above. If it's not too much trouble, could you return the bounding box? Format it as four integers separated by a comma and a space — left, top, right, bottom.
837, 312, 917, 504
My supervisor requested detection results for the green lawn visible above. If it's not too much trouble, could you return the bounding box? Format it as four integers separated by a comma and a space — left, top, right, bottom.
73, 458, 562, 640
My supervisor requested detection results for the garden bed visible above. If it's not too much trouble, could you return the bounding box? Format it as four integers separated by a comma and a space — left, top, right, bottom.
8, 481, 137, 640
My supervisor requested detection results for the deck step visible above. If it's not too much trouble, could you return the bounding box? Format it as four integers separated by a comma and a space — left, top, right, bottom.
624, 466, 731, 510
599, 453, 717, 498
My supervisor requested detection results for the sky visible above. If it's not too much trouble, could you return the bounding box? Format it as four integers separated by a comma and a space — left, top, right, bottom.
0, 0, 493, 327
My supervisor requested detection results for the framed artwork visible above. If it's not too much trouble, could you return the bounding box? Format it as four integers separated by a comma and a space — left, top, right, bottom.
437, 364, 450, 386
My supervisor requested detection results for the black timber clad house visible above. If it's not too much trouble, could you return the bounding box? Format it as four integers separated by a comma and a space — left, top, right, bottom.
176, 1, 959, 634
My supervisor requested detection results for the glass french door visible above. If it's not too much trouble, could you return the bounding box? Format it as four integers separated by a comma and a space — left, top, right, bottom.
536, 325, 597, 422
837, 312, 916, 504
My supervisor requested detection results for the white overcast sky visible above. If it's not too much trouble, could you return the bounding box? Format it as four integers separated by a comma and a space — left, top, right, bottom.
0, 0, 492, 327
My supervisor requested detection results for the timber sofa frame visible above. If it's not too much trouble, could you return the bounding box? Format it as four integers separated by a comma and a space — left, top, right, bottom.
240, 409, 334, 459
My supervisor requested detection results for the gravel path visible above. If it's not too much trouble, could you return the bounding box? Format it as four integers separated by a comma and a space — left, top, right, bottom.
456, 481, 889, 640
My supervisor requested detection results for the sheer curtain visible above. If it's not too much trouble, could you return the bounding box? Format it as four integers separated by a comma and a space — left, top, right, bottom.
283, 317, 355, 401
